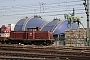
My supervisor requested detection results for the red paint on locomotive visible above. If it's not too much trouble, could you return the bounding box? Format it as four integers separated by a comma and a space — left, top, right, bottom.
10, 27, 54, 40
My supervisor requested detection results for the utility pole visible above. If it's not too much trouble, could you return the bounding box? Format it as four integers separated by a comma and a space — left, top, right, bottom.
83, 0, 90, 46
87, 0, 90, 46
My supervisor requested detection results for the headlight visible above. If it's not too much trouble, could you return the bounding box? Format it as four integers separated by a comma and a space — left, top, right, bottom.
4, 31, 6, 32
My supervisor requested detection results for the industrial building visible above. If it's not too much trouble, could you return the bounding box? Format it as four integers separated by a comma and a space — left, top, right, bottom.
14, 15, 77, 45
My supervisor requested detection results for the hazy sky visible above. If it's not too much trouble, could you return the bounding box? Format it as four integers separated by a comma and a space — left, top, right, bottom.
0, 0, 89, 28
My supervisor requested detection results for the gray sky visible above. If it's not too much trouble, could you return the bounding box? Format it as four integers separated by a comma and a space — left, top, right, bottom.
0, 0, 89, 28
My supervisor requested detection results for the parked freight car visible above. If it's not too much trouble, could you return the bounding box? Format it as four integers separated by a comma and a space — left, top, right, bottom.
7, 27, 54, 45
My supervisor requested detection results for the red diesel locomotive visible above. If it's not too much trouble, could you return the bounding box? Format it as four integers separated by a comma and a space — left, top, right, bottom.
6, 27, 54, 45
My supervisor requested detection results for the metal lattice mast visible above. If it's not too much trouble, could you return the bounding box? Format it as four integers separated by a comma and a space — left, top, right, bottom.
83, 0, 89, 46
87, 0, 90, 46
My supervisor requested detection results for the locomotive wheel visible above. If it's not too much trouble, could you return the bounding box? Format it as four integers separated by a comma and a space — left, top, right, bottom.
1, 40, 5, 44
6, 41, 10, 44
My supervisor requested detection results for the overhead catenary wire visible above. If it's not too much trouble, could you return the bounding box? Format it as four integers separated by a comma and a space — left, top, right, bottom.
0, 8, 85, 17
0, 3, 84, 10
0, 7, 85, 13
0, 4, 85, 12
0, 0, 84, 10
0, 0, 83, 7
0, 0, 87, 18
0, 1, 86, 13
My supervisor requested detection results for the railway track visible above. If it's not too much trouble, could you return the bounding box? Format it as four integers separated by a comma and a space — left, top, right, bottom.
0, 47, 90, 56
0, 56, 47, 60
0, 50, 90, 60
0, 44, 90, 60
0, 44, 90, 51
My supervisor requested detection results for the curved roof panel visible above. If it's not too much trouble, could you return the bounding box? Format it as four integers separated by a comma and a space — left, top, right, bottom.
54, 20, 77, 34
24, 17, 46, 30
41, 20, 61, 31
14, 16, 77, 35
14, 19, 26, 31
